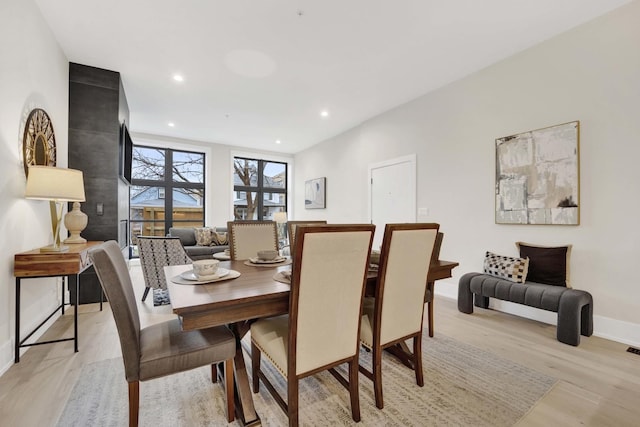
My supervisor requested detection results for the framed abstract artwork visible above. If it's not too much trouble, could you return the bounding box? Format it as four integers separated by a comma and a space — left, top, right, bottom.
495, 121, 579, 225
305, 177, 326, 209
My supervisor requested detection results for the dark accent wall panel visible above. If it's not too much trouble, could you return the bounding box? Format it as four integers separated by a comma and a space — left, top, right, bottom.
68, 63, 130, 304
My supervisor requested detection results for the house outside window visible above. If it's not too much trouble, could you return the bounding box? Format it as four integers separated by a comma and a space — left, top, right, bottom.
129, 146, 205, 255
233, 157, 287, 220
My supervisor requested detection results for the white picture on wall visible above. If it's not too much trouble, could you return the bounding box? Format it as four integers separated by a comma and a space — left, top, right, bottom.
305, 177, 326, 209
495, 121, 579, 225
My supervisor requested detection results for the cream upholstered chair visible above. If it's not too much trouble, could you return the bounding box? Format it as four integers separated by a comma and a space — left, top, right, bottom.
137, 236, 191, 302
89, 241, 236, 427
250, 224, 375, 427
359, 223, 439, 409
286, 220, 327, 257
227, 220, 278, 260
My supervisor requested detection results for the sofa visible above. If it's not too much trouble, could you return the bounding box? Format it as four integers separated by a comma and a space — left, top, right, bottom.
458, 243, 593, 346
167, 226, 229, 260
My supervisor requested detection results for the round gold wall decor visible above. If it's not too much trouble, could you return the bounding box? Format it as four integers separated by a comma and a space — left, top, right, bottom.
23, 108, 57, 176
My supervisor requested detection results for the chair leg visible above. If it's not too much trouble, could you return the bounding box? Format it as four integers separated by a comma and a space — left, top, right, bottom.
211, 363, 218, 383
224, 359, 235, 423
427, 301, 434, 338
373, 345, 384, 409
287, 376, 299, 427
414, 334, 424, 387
251, 341, 260, 393
128, 381, 139, 427
141, 287, 151, 302
349, 358, 361, 422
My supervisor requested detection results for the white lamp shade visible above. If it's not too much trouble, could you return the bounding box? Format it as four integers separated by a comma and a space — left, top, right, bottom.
25, 166, 86, 202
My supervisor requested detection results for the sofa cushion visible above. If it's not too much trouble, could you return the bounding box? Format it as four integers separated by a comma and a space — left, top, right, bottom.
516, 242, 571, 287
483, 251, 529, 283
168, 227, 197, 246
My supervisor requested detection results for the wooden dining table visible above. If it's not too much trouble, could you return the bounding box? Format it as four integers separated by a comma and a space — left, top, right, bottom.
165, 258, 458, 426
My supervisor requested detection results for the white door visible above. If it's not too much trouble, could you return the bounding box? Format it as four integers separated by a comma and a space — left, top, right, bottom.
369, 155, 416, 249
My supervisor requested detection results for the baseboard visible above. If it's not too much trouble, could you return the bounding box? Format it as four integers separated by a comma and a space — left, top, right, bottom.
0, 340, 13, 377
435, 279, 640, 347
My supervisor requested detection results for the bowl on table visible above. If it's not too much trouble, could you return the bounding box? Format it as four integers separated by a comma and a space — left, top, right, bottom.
192, 259, 220, 279
257, 250, 279, 261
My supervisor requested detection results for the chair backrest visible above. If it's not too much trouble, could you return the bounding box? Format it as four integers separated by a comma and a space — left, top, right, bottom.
289, 224, 375, 376
138, 237, 192, 290
227, 221, 278, 260
89, 241, 141, 382
376, 223, 439, 345
287, 220, 327, 257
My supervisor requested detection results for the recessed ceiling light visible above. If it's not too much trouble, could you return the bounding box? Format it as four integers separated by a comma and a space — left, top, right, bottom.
320, 110, 329, 118
173, 74, 184, 82
275, 140, 281, 144
168, 122, 175, 127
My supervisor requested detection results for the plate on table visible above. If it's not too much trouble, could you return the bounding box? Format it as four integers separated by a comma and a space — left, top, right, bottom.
180, 268, 230, 281
249, 256, 287, 264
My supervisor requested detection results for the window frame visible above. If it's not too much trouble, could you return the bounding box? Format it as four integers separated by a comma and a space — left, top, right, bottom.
233, 155, 288, 220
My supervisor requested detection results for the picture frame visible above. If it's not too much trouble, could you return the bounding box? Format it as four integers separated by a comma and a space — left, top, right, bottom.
305, 177, 326, 209
495, 121, 579, 225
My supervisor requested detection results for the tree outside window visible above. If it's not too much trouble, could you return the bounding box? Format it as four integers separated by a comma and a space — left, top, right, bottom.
233, 157, 287, 220
129, 146, 205, 255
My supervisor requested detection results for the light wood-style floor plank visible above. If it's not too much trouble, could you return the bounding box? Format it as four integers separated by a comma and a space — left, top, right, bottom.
1, 263, 638, 426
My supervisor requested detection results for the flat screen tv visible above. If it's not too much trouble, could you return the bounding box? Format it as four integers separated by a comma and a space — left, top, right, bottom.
119, 122, 133, 185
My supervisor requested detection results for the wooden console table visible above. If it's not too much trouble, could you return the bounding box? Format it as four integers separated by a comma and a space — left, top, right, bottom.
13, 241, 102, 363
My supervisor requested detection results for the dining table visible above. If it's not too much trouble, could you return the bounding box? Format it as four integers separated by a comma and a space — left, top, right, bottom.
165, 257, 458, 427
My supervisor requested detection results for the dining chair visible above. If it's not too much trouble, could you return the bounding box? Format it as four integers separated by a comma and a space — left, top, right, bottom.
137, 236, 191, 302
250, 224, 375, 427
359, 223, 440, 409
89, 241, 236, 427
424, 231, 444, 337
227, 220, 278, 260
286, 220, 327, 257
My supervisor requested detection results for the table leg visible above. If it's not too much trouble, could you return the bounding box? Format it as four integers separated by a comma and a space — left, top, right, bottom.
230, 323, 261, 426
61, 277, 65, 315
71, 274, 79, 353
15, 278, 21, 363
426, 282, 434, 338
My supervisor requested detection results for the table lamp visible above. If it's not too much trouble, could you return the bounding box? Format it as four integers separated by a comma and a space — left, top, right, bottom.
25, 166, 86, 252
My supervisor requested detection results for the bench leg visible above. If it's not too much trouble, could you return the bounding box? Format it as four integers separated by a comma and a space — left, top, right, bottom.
474, 295, 489, 309
557, 292, 593, 346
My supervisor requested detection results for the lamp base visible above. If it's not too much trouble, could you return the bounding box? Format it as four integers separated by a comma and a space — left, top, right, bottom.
40, 245, 69, 253
64, 235, 87, 244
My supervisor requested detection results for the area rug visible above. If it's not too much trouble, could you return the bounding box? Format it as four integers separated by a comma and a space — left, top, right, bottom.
153, 288, 171, 306
56, 334, 556, 426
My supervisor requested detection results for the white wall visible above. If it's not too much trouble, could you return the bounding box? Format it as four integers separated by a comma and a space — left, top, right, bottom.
0, 0, 70, 372
294, 1, 640, 346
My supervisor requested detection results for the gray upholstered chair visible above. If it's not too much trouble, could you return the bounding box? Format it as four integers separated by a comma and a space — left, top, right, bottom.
250, 224, 375, 427
359, 223, 439, 409
137, 236, 191, 302
227, 220, 278, 260
89, 241, 236, 427
286, 220, 327, 257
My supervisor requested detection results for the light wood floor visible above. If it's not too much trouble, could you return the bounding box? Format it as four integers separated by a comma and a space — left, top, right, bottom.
1, 263, 638, 426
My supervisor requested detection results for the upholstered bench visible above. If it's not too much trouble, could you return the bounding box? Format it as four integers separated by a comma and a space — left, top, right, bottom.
458, 272, 593, 346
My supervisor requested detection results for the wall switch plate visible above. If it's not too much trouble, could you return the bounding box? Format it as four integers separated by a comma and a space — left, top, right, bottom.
97, 202, 104, 216
418, 207, 429, 216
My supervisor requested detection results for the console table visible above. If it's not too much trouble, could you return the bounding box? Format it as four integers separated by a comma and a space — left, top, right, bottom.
13, 241, 102, 363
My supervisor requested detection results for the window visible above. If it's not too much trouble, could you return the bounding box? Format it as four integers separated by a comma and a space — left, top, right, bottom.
129, 146, 205, 253
233, 157, 287, 220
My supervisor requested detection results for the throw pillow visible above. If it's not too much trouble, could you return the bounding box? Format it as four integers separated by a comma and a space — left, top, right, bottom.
211, 230, 228, 246
483, 251, 529, 283
194, 227, 214, 246
516, 242, 572, 287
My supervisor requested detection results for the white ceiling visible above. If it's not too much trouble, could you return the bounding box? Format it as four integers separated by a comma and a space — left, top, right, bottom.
36, 0, 630, 154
